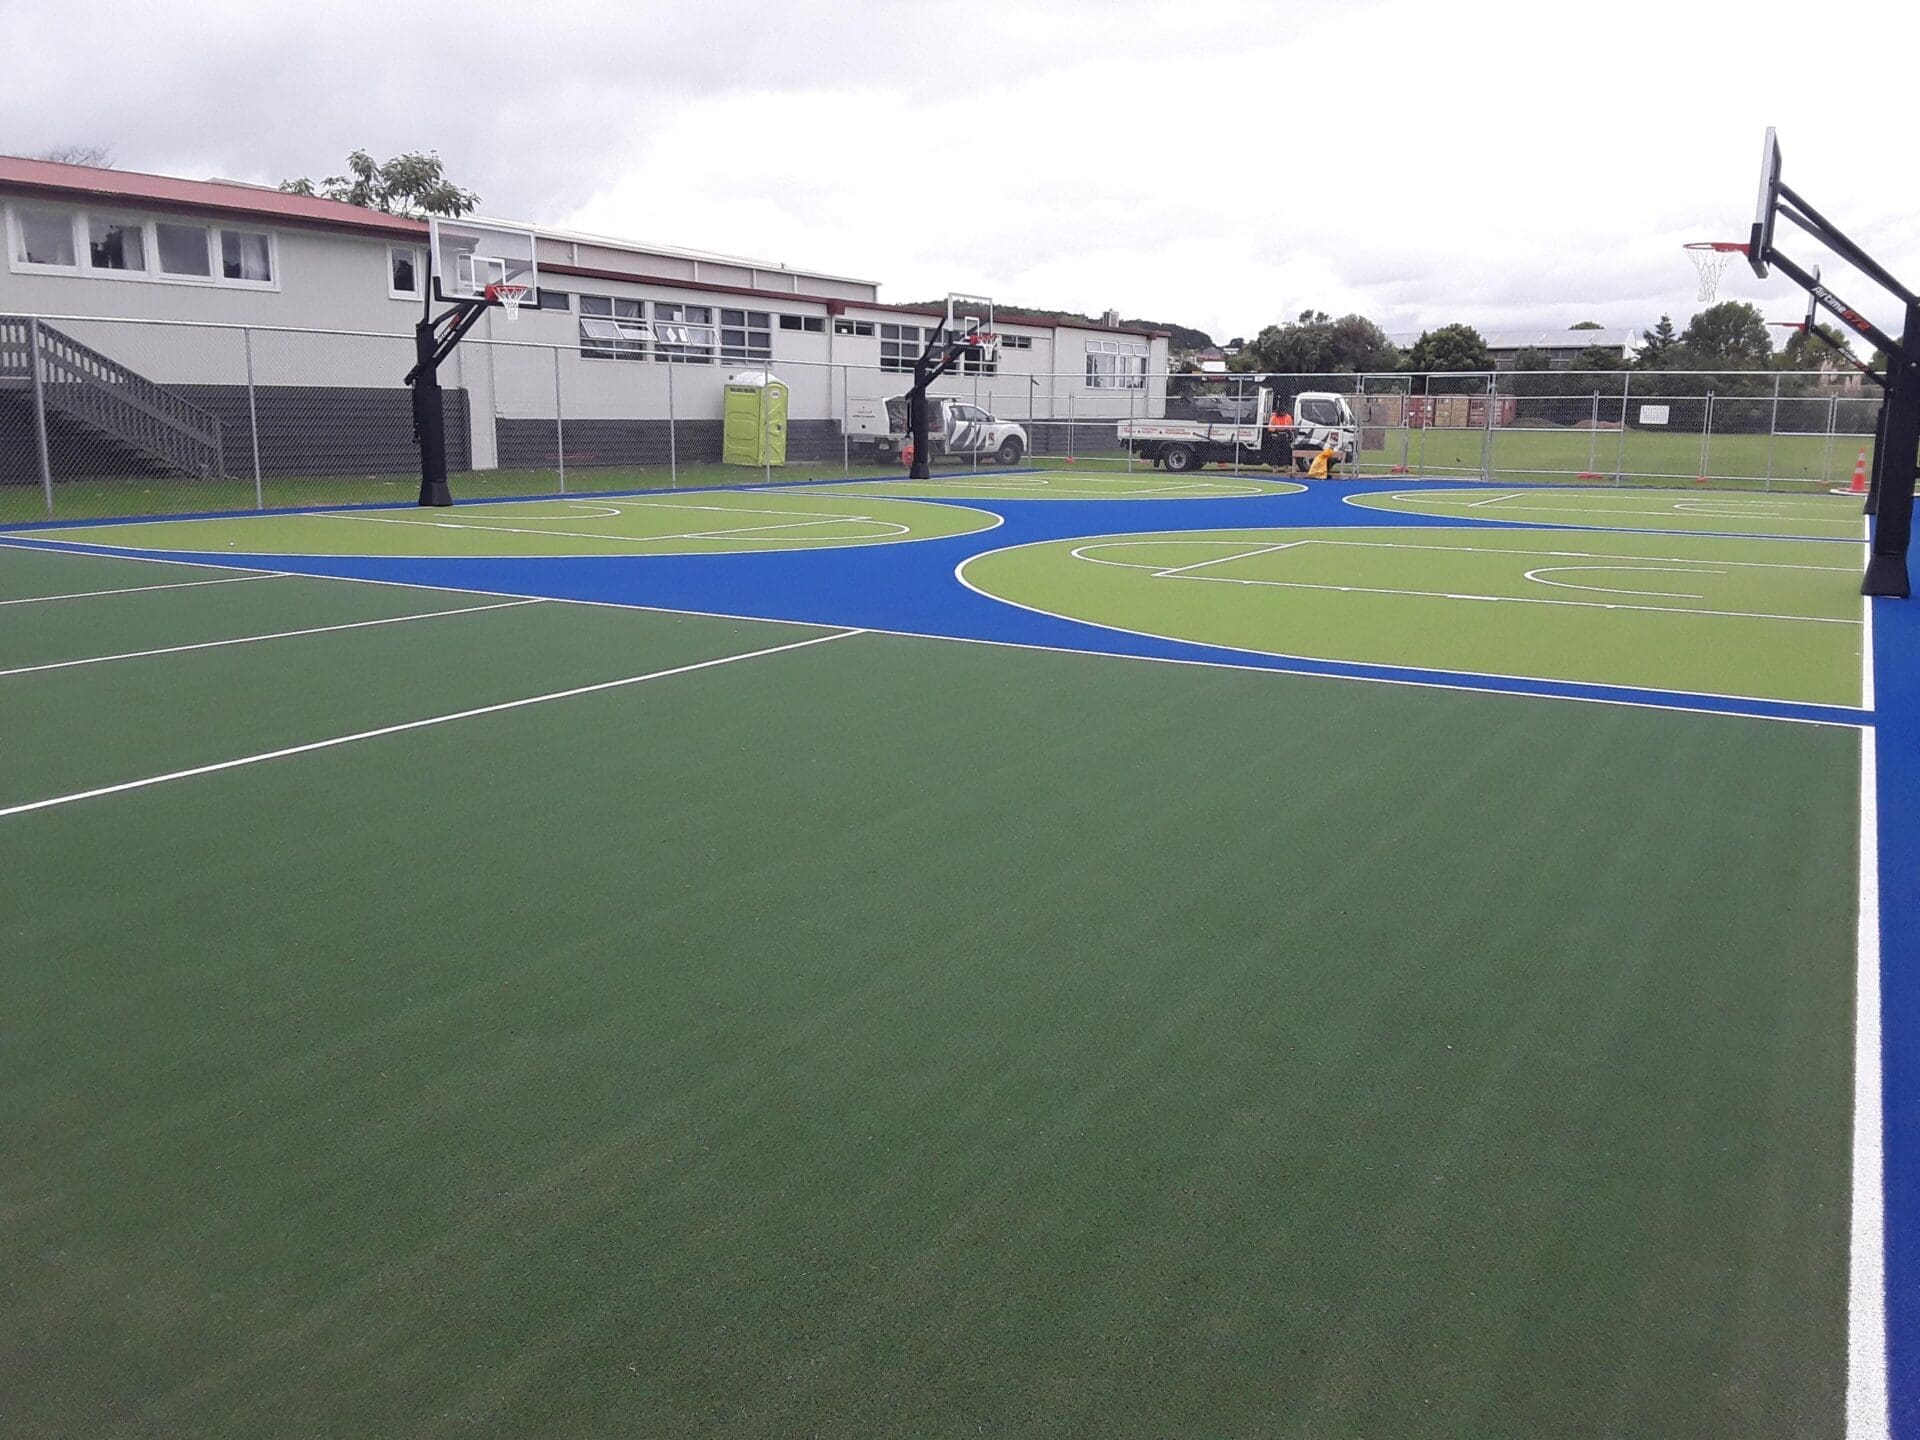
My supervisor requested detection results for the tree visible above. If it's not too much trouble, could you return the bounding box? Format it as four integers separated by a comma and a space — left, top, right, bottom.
1678, 301, 1773, 369
1403, 323, 1494, 376
1569, 320, 1603, 331
280, 150, 479, 218
1507, 347, 1557, 396
1779, 322, 1856, 372
1242, 309, 1399, 374
1572, 344, 1626, 371
1638, 314, 1680, 369
35, 144, 112, 167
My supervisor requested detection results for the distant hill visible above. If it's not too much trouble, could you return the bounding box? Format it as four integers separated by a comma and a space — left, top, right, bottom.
899, 301, 1212, 352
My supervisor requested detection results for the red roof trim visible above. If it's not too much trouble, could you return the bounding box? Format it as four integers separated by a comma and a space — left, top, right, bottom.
0, 155, 425, 239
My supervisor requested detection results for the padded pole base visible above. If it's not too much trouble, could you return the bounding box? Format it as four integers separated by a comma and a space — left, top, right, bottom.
1862, 551, 1909, 598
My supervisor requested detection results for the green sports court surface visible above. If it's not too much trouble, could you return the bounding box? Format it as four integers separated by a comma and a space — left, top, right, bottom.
0, 473, 1885, 1437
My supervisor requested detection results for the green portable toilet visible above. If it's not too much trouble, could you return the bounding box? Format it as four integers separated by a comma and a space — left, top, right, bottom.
722, 370, 789, 467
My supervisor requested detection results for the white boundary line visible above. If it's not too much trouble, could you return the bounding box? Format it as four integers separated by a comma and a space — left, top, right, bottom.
952, 538, 1871, 714
5, 498, 1004, 561
0, 628, 863, 821
0, 572, 282, 608
1849, 724, 1889, 1438
0, 540, 1868, 728
0, 598, 542, 680
1343, 489, 1867, 538
1862, 518, 1876, 713
1072, 535, 1859, 573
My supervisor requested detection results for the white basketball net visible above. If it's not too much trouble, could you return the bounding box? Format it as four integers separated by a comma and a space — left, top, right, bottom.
1686, 246, 1738, 303
490, 283, 529, 322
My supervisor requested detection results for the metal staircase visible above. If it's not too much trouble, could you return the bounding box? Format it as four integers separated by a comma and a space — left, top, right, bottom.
0, 316, 224, 479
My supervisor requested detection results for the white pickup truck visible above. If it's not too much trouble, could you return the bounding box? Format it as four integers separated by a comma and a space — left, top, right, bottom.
1118, 388, 1358, 473
848, 395, 1028, 465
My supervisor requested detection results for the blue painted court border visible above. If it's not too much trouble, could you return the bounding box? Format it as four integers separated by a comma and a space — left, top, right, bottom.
4, 471, 1914, 1430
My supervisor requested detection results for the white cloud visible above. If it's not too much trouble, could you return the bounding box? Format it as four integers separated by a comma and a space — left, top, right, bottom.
8, 0, 1917, 344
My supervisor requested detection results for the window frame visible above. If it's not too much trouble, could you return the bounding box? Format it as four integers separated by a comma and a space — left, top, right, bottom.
388, 243, 423, 300
152, 219, 215, 281
578, 293, 647, 361
83, 211, 150, 280
719, 307, 772, 364
7, 204, 82, 273
833, 318, 876, 337
216, 226, 277, 288
654, 302, 717, 364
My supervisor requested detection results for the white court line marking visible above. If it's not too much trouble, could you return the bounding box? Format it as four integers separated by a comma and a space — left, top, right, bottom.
1862, 517, 1876, 713
1849, 724, 1889, 1438
0, 628, 863, 821
1520, 566, 1719, 599
313, 511, 901, 545
1153, 543, 1307, 577
0, 537, 1864, 725
953, 542, 1869, 713
1466, 492, 1526, 507
1355, 492, 1863, 528
1130, 570, 1859, 625
1075, 536, 1858, 573
0, 598, 541, 679
0, 572, 282, 608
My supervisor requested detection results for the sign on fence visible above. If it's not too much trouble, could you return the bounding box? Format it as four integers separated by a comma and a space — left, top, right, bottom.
1638, 404, 1671, 426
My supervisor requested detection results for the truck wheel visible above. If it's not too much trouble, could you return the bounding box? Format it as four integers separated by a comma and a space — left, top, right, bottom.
1163, 444, 1201, 473
995, 437, 1025, 466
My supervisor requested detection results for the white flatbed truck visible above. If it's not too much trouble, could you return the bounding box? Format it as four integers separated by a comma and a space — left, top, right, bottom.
1118, 388, 1358, 473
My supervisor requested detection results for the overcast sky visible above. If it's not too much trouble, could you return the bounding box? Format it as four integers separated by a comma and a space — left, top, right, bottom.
9, 0, 1917, 345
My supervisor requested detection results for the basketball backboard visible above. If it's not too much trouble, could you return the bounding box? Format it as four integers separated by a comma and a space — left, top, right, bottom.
1748, 127, 1781, 279
945, 292, 994, 341
429, 216, 539, 305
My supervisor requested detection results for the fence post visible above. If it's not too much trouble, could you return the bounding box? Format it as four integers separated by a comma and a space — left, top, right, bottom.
666, 361, 678, 489
1587, 391, 1600, 475
28, 318, 54, 516
1699, 390, 1715, 483
1823, 392, 1839, 487
240, 327, 264, 509
1068, 391, 1076, 463
1613, 371, 1631, 486
552, 345, 566, 494
1481, 371, 1497, 481
1764, 372, 1781, 491
841, 365, 850, 475
1127, 386, 1136, 471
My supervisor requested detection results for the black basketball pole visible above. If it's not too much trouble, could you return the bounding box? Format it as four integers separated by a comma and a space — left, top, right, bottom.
907, 324, 979, 481
1862, 299, 1920, 598
405, 299, 489, 508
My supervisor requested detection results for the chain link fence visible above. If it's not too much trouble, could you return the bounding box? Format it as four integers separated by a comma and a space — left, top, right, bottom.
0, 311, 1884, 523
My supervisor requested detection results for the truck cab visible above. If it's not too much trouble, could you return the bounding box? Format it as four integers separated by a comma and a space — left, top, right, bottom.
847, 395, 1028, 466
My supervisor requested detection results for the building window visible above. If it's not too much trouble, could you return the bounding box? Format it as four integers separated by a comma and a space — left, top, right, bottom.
833, 319, 875, 337
1001, 334, 1034, 350
720, 308, 771, 363
535, 288, 570, 311
779, 314, 825, 333
12, 207, 77, 268
655, 303, 715, 363
960, 343, 997, 376
219, 229, 273, 284
1086, 339, 1148, 389
87, 217, 145, 272
579, 294, 645, 360
154, 221, 212, 278
880, 323, 925, 373
389, 245, 420, 298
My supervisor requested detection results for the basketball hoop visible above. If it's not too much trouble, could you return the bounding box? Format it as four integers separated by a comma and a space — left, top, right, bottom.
1684, 242, 1746, 302
485, 282, 529, 322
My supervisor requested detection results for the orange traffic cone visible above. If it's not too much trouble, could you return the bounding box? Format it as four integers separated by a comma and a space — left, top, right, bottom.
1851, 448, 1868, 495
